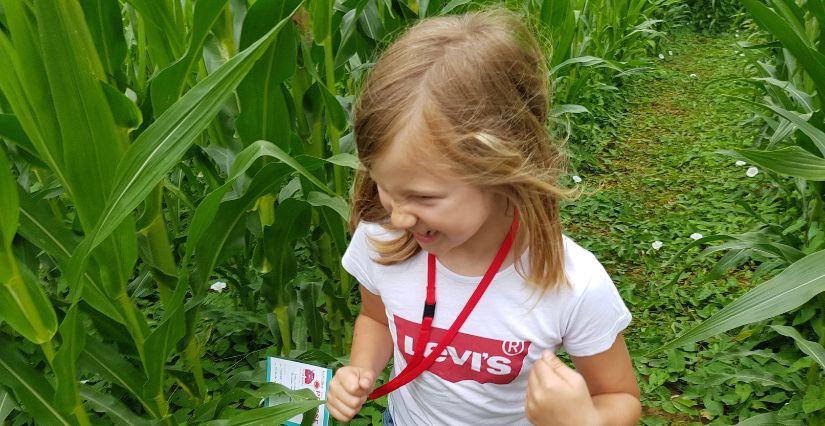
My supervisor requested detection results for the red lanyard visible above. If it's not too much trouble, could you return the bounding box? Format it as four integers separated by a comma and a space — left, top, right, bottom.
368, 210, 520, 400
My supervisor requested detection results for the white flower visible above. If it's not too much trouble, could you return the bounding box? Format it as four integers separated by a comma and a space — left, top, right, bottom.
735, 160, 746, 166
690, 233, 703, 240
210, 281, 227, 292
689, 73, 698, 78
572, 175, 582, 183
658, 53, 665, 59
746, 167, 759, 177
739, 53, 745, 57
668, 50, 673, 56
652, 241, 663, 250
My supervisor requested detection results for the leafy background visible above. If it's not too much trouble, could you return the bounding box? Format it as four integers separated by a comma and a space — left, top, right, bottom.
0, 0, 823, 424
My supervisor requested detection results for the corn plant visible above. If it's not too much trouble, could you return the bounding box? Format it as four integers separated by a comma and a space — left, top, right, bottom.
524, 0, 673, 164
0, 0, 365, 422
682, 0, 746, 32
654, 0, 825, 421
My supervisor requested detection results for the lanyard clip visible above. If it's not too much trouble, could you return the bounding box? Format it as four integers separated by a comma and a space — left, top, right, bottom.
422, 302, 436, 320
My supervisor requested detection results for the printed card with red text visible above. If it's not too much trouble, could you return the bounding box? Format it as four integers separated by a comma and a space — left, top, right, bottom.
266, 357, 332, 426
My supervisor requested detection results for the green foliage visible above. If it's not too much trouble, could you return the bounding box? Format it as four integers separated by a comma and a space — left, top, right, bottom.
682, 0, 747, 32
563, 30, 823, 424
656, 0, 825, 422
4, 0, 798, 425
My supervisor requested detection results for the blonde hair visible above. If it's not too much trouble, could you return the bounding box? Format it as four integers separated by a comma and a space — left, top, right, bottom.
349, 6, 577, 291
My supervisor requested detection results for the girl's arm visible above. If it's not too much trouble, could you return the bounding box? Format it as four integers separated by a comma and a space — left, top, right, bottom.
349, 285, 394, 377
327, 286, 393, 421
570, 334, 641, 425
525, 334, 640, 426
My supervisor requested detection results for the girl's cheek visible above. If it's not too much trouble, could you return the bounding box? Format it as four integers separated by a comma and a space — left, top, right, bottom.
377, 192, 392, 214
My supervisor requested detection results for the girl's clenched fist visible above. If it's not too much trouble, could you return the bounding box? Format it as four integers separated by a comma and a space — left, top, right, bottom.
525, 351, 600, 426
326, 366, 376, 422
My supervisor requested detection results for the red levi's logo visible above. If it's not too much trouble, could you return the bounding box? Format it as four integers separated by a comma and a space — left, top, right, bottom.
394, 315, 531, 384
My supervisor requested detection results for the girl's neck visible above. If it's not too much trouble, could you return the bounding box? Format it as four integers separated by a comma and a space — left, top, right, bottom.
436, 206, 528, 277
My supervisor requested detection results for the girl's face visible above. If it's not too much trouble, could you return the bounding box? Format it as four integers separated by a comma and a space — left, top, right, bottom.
369, 141, 511, 263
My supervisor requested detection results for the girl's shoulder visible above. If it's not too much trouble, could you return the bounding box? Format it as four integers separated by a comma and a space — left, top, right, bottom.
351, 220, 403, 249
354, 220, 401, 239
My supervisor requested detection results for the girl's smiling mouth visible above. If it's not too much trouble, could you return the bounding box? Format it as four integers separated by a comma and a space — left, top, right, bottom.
413, 230, 439, 243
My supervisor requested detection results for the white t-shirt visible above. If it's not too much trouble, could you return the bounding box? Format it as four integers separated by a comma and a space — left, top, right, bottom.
341, 221, 632, 425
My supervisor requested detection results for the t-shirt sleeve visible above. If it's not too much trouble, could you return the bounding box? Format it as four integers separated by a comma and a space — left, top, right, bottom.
561, 262, 632, 357
341, 221, 380, 295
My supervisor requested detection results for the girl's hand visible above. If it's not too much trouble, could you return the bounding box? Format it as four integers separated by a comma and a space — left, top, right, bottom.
326, 366, 376, 422
525, 350, 601, 426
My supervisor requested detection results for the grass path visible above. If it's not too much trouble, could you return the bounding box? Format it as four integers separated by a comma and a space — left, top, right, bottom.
560, 30, 787, 424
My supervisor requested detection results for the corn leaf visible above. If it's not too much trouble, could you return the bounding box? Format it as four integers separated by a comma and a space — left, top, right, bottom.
186, 139, 302, 270
540, 0, 575, 66
324, 153, 360, 170
150, 0, 228, 114
770, 325, 825, 371
237, 0, 299, 146
726, 147, 825, 181
299, 282, 324, 349
761, 104, 825, 156
242, 140, 334, 195
0, 388, 15, 423
311, 0, 332, 43
741, 0, 825, 106
0, 114, 37, 158
35, 0, 138, 295
0, 255, 58, 344
52, 305, 86, 417
306, 191, 349, 222
143, 282, 187, 403
80, 385, 151, 426
261, 199, 311, 308
0, 0, 63, 172
0, 148, 18, 248
66, 3, 304, 292
125, 0, 183, 66
80, 341, 159, 418
358, 0, 384, 42
314, 194, 347, 253
16, 188, 123, 324
807, 0, 825, 26
201, 400, 324, 426
0, 338, 72, 425
548, 56, 622, 77
101, 82, 143, 129
35, 0, 128, 226
79, 0, 127, 83
193, 162, 293, 288
320, 83, 348, 131
751, 77, 815, 113
653, 249, 825, 353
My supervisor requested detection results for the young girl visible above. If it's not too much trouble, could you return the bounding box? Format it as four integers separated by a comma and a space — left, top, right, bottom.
327, 7, 640, 425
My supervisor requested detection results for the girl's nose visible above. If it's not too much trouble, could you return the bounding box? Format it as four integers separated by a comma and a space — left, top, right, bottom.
390, 207, 416, 230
